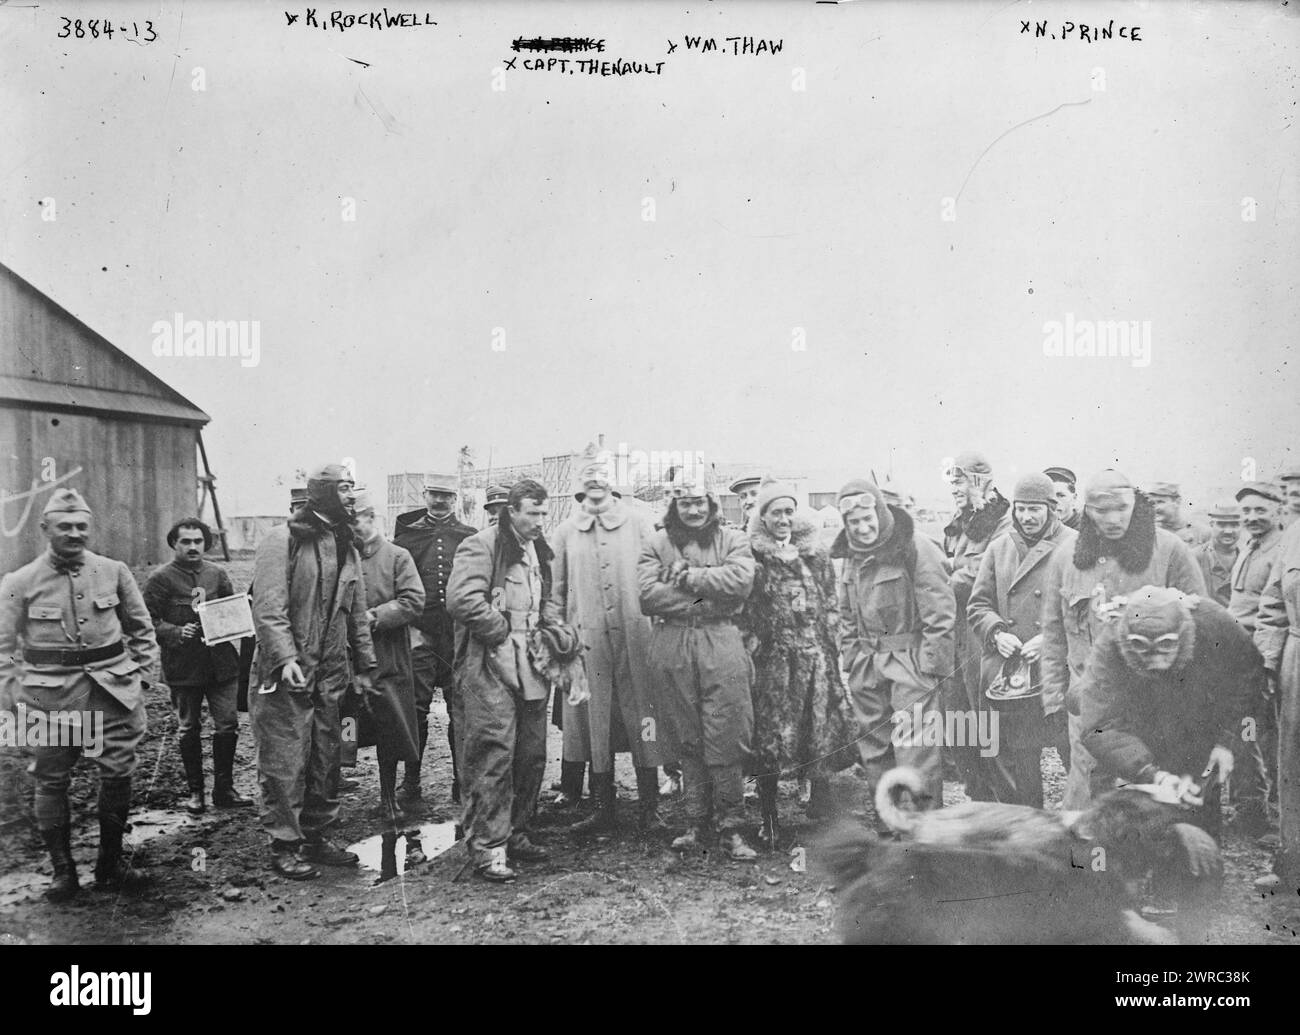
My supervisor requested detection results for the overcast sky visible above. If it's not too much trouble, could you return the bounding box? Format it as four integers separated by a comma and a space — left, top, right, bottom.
3, 0, 1297, 514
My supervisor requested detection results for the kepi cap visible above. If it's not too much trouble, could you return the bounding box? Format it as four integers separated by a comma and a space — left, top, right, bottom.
42, 488, 91, 516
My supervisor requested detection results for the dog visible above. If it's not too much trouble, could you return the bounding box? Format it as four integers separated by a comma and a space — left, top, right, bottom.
816, 767, 1222, 945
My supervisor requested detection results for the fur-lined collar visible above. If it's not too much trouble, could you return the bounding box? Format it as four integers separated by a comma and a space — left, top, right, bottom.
1073, 493, 1157, 574
288, 507, 349, 541
747, 512, 822, 561
944, 489, 1011, 544
830, 505, 914, 564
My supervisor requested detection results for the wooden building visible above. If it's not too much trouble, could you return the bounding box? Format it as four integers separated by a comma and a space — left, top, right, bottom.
1, 262, 211, 571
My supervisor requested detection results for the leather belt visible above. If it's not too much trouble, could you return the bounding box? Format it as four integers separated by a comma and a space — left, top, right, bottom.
24, 641, 126, 667
660, 615, 734, 629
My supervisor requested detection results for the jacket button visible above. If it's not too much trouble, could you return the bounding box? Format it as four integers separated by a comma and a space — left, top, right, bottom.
1034, 589, 1041, 597
79, 618, 87, 624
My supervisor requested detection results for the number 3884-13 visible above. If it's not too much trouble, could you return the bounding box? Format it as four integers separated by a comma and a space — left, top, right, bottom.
58, 19, 157, 42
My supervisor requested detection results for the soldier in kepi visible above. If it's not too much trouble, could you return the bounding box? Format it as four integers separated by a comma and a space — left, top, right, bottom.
392, 474, 478, 811
0, 488, 159, 901
250, 463, 378, 880
144, 517, 253, 816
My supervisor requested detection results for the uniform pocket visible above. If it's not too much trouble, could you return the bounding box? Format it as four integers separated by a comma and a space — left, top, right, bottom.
27, 605, 63, 621
93, 593, 121, 610
21, 673, 65, 688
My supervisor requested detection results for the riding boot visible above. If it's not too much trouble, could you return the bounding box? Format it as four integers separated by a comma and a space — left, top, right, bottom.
179, 728, 205, 816
94, 778, 148, 890
212, 731, 253, 808
376, 830, 399, 884
400, 717, 428, 804
551, 760, 586, 809
635, 766, 666, 832
41, 824, 79, 902
568, 771, 616, 835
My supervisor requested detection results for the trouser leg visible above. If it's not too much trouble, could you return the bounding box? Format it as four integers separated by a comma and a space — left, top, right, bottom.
301, 680, 345, 841
712, 763, 746, 833
250, 682, 315, 845
408, 640, 437, 790
680, 754, 709, 827
462, 672, 518, 859
175, 688, 205, 792
1277, 665, 1300, 879
510, 698, 548, 839
1063, 710, 1112, 810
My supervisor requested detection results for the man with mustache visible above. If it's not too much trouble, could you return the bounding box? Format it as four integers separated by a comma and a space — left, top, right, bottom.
393, 475, 478, 809
1226, 482, 1286, 838
250, 462, 378, 879
639, 469, 759, 860
1191, 501, 1241, 607
0, 488, 159, 901
1147, 482, 1211, 548
1042, 470, 1205, 810
144, 517, 253, 816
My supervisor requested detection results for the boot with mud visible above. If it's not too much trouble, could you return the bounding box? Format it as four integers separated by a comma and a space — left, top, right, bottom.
568, 771, 616, 836
376, 830, 400, 884
475, 845, 516, 883
212, 732, 253, 808
635, 766, 667, 833
405, 830, 428, 869
507, 832, 549, 863
179, 728, 206, 816
41, 824, 79, 902
93, 778, 149, 892
550, 760, 586, 810
720, 829, 760, 862
270, 840, 319, 880
671, 825, 704, 852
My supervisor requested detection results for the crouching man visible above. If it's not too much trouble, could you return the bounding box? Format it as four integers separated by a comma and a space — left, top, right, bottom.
250, 463, 378, 880
0, 489, 159, 900
446, 479, 560, 883
833, 478, 956, 812
638, 470, 759, 861
1074, 586, 1261, 843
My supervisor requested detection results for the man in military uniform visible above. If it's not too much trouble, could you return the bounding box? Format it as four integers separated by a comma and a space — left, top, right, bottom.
1147, 482, 1211, 547
728, 474, 762, 529
0, 488, 159, 900
144, 517, 253, 816
393, 474, 478, 808
483, 484, 509, 526
1192, 500, 1242, 607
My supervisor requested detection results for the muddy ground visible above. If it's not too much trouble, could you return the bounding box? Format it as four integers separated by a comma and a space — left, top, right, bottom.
1, 558, 1297, 945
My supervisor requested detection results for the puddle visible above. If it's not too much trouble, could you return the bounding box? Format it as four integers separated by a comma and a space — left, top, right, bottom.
348, 822, 460, 875
126, 808, 203, 846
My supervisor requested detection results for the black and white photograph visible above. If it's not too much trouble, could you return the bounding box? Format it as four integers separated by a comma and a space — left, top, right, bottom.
1, 0, 1298, 975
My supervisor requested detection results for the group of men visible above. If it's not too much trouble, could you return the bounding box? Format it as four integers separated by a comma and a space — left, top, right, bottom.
3, 452, 1300, 905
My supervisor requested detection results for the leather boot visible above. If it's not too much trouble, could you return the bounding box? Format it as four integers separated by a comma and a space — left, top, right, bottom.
94, 778, 148, 891
568, 771, 616, 836
635, 766, 666, 832
758, 774, 780, 850
376, 831, 399, 884
806, 777, 835, 820
179, 729, 205, 816
212, 732, 253, 808
399, 718, 427, 804
41, 825, 79, 902
551, 760, 586, 809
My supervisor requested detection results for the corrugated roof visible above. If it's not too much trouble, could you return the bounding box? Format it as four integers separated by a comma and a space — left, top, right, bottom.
0, 375, 211, 425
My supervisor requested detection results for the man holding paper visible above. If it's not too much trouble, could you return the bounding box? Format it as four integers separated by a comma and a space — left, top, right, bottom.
144, 517, 253, 816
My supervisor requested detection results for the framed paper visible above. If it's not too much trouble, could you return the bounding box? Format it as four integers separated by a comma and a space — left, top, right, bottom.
195, 593, 255, 646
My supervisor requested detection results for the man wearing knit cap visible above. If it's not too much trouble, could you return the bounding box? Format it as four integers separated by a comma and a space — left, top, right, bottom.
0, 488, 159, 900
393, 474, 478, 808
639, 467, 759, 860
1147, 482, 1211, 548
941, 451, 1011, 800
1044, 467, 1082, 531
832, 476, 956, 810
1226, 482, 1285, 837
1042, 469, 1205, 810
1075, 586, 1261, 845
251, 462, 378, 879
552, 452, 669, 836
967, 472, 1077, 807
1191, 501, 1241, 608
